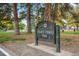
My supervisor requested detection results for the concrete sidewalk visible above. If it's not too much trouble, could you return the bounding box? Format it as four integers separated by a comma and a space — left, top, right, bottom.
27, 43, 74, 56
0, 51, 6, 56
0, 42, 54, 56
1, 41, 79, 56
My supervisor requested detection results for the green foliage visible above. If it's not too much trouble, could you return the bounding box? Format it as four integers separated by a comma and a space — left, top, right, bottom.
19, 22, 25, 30
51, 4, 73, 27
55, 20, 64, 26
0, 4, 12, 19
0, 3, 12, 30
0, 19, 13, 30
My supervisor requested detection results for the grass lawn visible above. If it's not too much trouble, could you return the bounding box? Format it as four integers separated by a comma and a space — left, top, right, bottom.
0, 31, 79, 43
0, 32, 27, 43
0, 31, 35, 43
61, 31, 79, 35
0, 32, 14, 35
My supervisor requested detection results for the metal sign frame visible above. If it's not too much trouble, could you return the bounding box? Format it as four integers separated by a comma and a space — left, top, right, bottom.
35, 21, 60, 52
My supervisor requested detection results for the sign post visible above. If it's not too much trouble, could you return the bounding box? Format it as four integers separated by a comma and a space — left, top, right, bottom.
35, 27, 38, 46
56, 25, 60, 52
35, 21, 60, 52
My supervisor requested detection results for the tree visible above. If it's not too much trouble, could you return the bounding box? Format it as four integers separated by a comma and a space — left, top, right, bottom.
44, 3, 52, 21
27, 3, 32, 33
1, 16, 13, 30
0, 3, 12, 30
70, 4, 79, 30
13, 3, 20, 35
18, 3, 32, 33
36, 4, 45, 23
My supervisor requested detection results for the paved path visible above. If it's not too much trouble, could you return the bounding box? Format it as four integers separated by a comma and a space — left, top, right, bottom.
1, 41, 54, 56
27, 43, 74, 56
0, 41, 78, 56
0, 51, 6, 56
0, 47, 11, 56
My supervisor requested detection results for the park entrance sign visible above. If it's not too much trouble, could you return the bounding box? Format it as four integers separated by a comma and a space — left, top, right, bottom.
35, 21, 60, 52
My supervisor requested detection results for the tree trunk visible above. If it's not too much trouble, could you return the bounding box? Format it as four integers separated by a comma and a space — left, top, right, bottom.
44, 3, 52, 21
13, 3, 20, 35
76, 25, 79, 30
27, 3, 32, 33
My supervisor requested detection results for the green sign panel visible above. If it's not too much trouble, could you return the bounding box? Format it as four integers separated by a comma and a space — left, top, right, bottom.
35, 21, 60, 52
36, 21, 56, 42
